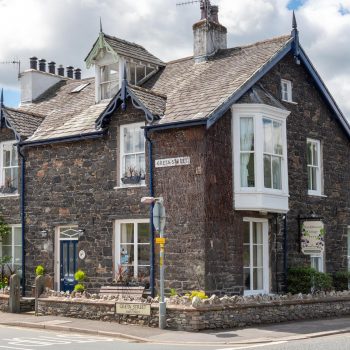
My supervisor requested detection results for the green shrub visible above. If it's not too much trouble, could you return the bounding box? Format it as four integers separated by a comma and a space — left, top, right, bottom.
333, 271, 350, 291
74, 283, 85, 292
35, 265, 45, 276
170, 288, 177, 297
74, 270, 86, 282
185, 290, 208, 300
288, 266, 333, 294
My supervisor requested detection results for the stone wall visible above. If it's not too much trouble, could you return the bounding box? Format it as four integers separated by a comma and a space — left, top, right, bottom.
23, 104, 149, 292
36, 293, 350, 331
0, 294, 9, 312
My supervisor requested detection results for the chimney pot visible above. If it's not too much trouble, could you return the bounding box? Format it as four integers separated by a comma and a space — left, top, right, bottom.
58, 65, 65, 76
48, 61, 56, 74
74, 68, 81, 80
38, 59, 46, 72
66, 66, 74, 79
30, 57, 38, 70
210, 5, 219, 23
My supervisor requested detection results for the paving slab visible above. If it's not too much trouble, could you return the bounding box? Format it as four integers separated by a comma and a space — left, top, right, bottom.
0, 311, 349, 345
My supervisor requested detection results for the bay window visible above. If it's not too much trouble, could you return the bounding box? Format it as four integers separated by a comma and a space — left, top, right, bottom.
0, 141, 18, 195
120, 122, 145, 187
232, 104, 290, 213
114, 219, 150, 281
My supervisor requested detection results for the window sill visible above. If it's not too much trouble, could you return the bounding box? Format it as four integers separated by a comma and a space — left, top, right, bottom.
308, 192, 327, 198
114, 185, 147, 190
282, 99, 298, 105
0, 193, 19, 198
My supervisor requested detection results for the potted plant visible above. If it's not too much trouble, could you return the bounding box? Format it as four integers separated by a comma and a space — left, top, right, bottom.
121, 166, 142, 185
74, 269, 86, 292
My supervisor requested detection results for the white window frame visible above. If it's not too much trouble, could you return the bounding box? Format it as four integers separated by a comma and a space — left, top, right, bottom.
281, 79, 293, 103
0, 224, 22, 271
119, 122, 146, 188
0, 140, 19, 196
310, 254, 324, 273
243, 217, 269, 295
232, 104, 290, 213
114, 219, 150, 278
307, 139, 322, 196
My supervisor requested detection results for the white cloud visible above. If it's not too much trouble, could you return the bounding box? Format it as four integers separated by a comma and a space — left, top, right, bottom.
0, 0, 350, 119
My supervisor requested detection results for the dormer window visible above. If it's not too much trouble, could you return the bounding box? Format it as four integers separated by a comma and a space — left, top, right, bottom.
100, 63, 119, 100
281, 79, 293, 102
127, 62, 156, 86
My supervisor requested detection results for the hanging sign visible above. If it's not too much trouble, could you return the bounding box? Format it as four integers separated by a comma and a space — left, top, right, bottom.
155, 157, 190, 168
301, 221, 325, 255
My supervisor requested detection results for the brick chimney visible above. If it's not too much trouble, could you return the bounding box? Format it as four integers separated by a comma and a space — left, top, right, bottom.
193, 1, 227, 63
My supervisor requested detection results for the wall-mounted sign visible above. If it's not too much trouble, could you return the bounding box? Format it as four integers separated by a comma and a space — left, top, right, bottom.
116, 302, 151, 316
155, 157, 190, 168
78, 250, 86, 260
301, 221, 325, 255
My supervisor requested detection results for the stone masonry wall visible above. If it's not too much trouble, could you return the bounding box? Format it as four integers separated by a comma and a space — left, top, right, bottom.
0, 127, 21, 226
24, 104, 149, 292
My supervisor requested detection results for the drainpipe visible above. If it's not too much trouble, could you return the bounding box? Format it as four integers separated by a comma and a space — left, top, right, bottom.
283, 214, 288, 292
144, 129, 155, 298
18, 144, 26, 296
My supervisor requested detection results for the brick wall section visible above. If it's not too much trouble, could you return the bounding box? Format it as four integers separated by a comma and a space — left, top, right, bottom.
24, 104, 149, 291
0, 128, 21, 226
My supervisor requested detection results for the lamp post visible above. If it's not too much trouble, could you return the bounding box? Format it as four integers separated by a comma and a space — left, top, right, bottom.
141, 196, 166, 329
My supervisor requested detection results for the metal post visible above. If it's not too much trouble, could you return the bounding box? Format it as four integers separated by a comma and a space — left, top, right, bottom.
159, 226, 166, 329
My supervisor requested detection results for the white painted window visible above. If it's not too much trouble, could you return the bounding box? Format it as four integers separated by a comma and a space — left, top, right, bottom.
243, 218, 269, 295
115, 219, 150, 279
232, 104, 290, 213
310, 254, 324, 272
0, 141, 18, 195
100, 63, 119, 100
0, 225, 22, 275
307, 139, 322, 196
281, 79, 293, 102
263, 118, 283, 190
120, 122, 145, 187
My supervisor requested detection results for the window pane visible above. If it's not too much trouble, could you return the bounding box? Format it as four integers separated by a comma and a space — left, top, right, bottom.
11, 145, 18, 166
120, 223, 134, 244
243, 245, 250, 267
124, 155, 136, 176
2, 231, 12, 246
307, 142, 312, 165
2, 246, 11, 257
12, 167, 18, 190
308, 167, 313, 190
136, 154, 145, 174
13, 228, 22, 245
253, 268, 263, 290
243, 222, 250, 244
253, 223, 263, 244
240, 153, 255, 187
3, 149, 11, 167
243, 268, 250, 290
264, 154, 272, 188
136, 65, 146, 84
253, 245, 263, 267
240, 118, 254, 152
134, 127, 144, 153
138, 244, 150, 266
312, 143, 318, 166
138, 223, 149, 243
263, 118, 273, 153
120, 244, 134, 265
273, 121, 283, 155
124, 127, 134, 154
311, 167, 317, 191
272, 156, 282, 190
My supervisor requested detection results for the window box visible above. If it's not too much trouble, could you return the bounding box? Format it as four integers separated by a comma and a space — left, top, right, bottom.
121, 175, 142, 185
232, 104, 291, 213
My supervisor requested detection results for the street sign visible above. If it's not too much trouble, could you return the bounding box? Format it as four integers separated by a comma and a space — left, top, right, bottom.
156, 237, 166, 244
153, 201, 166, 232
116, 302, 151, 316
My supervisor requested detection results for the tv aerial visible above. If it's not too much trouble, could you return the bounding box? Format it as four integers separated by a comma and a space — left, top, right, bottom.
0, 59, 21, 79
176, 0, 214, 20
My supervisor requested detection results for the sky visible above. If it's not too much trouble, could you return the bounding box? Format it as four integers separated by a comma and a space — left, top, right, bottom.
0, 0, 350, 119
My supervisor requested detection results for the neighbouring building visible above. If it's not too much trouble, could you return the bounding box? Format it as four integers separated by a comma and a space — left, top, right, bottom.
0, 1, 350, 296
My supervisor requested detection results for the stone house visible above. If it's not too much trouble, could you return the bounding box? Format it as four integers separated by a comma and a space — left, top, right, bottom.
0, 3, 349, 296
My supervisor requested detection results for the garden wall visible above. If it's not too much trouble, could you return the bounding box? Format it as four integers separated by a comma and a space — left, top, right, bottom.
0, 295, 9, 312
37, 294, 350, 331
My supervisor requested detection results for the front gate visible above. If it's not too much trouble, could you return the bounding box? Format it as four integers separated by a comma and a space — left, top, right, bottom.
60, 240, 78, 292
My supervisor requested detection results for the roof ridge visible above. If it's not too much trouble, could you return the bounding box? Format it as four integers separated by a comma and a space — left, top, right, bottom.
129, 84, 167, 99
5, 107, 46, 119
231, 34, 292, 50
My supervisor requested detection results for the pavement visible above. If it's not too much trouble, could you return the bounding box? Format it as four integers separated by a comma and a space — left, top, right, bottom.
0, 312, 349, 345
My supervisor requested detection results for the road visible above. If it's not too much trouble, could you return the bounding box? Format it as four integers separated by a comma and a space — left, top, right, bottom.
0, 325, 349, 350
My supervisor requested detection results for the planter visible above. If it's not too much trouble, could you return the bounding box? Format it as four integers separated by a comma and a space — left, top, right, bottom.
121, 176, 141, 185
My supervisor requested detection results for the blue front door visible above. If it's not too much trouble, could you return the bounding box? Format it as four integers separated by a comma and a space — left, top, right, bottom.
60, 240, 78, 292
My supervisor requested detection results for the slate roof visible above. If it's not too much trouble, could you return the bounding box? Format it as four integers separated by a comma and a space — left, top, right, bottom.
144, 35, 293, 125
19, 78, 99, 141
3, 107, 44, 138
128, 85, 166, 117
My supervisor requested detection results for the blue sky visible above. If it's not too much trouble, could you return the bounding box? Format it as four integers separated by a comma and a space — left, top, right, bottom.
3, 89, 20, 108
287, 0, 307, 10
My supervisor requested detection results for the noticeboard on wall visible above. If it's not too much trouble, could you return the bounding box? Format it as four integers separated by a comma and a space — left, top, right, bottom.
301, 221, 325, 255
